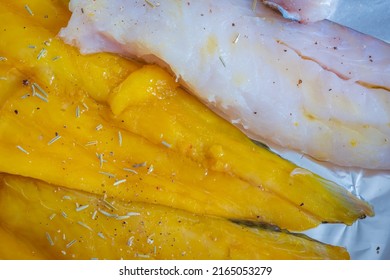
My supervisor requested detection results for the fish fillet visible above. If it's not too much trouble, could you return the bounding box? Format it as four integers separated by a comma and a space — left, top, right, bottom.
59, 0, 390, 170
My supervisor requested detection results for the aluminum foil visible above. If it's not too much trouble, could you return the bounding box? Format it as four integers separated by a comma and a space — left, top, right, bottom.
329, 0, 390, 43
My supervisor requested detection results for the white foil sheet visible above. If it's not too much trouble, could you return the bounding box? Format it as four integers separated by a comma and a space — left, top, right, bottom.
329, 0, 390, 43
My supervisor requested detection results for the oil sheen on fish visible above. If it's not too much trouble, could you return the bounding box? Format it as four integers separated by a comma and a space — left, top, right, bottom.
59, 0, 390, 170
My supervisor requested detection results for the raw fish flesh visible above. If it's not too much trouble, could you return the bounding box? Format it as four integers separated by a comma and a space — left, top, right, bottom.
59, 0, 390, 170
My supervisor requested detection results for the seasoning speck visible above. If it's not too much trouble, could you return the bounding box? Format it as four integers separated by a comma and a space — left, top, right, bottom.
32, 82, 48, 97
145, 0, 158, 8
233, 33, 240, 44
76, 204, 89, 212
98, 171, 116, 178
16, 145, 29, 155
24, 4, 34, 16
33, 92, 48, 102
147, 164, 154, 174
85, 140, 98, 146
219, 55, 226, 68
52, 56, 62, 61
45, 232, 54, 246
118, 131, 123, 147
98, 209, 118, 218
37, 48, 47, 60
66, 239, 77, 248
127, 212, 141, 217
75, 105, 81, 118
127, 236, 134, 247
135, 253, 150, 258
161, 140, 172, 148
90, 211, 97, 221
48, 135, 62, 145
113, 178, 127, 186
77, 221, 93, 231
123, 168, 138, 174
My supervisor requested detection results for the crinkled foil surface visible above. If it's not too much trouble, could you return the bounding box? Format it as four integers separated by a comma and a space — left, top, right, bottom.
329, 0, 390, 43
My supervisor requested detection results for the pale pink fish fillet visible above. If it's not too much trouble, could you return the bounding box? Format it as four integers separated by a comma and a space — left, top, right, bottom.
59, 0, 390, 170
262, 0, 339, 22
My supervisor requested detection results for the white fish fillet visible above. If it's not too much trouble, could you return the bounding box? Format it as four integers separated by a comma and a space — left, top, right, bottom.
59, 0, 390, 170
262, 0, 339, 22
